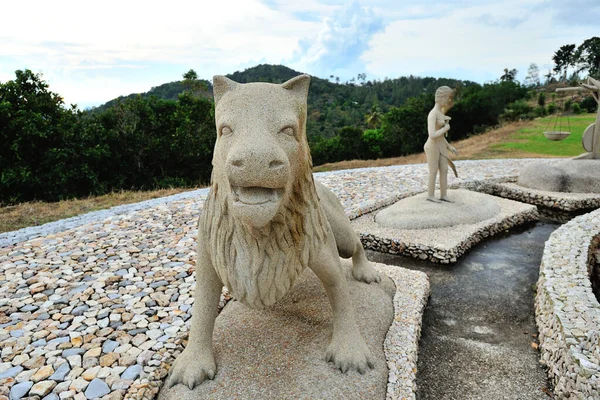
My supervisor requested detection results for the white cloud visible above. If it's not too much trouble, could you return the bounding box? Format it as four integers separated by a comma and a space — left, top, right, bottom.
1, 0, 598, 106
362, 0, 597, 83
290, 1, 384, 80
0, 0, 319, 105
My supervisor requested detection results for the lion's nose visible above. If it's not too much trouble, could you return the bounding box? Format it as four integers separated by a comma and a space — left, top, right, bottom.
228, 155, 285, 171
227, 149, 289, 188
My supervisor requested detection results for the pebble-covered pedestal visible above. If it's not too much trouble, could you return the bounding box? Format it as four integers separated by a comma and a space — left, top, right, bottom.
471, 181, 600, 212
352, 192, 538, 264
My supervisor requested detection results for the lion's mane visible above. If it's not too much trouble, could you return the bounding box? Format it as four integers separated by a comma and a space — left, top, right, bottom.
200, 151, 327, 309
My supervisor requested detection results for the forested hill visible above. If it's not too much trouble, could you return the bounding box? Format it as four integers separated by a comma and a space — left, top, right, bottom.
89, 64, 475, 137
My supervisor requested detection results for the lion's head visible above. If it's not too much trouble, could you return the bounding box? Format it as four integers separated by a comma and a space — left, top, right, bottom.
200, 75, 327, 308
210, 74, 314, 229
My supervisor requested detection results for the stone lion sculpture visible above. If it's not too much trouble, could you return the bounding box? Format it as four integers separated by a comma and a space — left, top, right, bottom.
165, 74, 381, 389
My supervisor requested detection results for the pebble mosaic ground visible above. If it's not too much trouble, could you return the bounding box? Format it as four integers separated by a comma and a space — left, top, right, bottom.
1, 158, 595, 400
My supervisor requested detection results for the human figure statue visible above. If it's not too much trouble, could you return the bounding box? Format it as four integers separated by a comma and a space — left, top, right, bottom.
424, 86, 459, 203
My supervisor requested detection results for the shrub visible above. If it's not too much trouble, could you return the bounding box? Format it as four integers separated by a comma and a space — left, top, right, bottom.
500, 100, 533, 122
538, 92, 546, 107
580, 96, 597, 113
534, 106, 547, 117
0, 70, 216, 204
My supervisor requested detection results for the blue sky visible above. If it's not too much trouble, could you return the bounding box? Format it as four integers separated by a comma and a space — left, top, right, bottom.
1, 0, 598, 109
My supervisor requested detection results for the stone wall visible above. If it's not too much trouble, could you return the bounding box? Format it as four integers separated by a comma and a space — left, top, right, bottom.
535, 208, 600, 399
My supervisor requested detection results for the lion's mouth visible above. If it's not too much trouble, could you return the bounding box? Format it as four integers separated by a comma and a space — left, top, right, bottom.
232, 186, 283, 205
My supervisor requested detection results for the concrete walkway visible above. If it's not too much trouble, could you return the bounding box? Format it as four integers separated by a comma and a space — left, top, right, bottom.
369, 220, 557, 399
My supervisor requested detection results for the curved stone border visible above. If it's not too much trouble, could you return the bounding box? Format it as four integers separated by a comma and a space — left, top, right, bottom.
374, 263, 430, 399
535, 208, 600, 399
352, 192, 539, 264
0, 189, 210, 248
469, 181, 600, 212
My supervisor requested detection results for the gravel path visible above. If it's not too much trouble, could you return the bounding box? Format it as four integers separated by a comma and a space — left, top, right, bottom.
0, 159, 549, 400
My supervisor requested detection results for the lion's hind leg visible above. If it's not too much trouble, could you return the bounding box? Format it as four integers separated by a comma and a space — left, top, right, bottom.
316, 181, 380, 284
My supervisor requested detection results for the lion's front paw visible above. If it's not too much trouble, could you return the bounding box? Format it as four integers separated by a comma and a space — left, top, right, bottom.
352, 262, 381, 284
325, 333, 374, 374
165, 348, 216, 390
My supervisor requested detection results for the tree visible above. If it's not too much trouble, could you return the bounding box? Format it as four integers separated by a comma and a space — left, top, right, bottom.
500, 68, 518, 82
365, 105, 382, 128
183, 69, 198, 81
0, 70, 76, 202
524, 63, 540, 87
553, 44, 577, 80
574, 37, 600, 78
182, 69, 206, 96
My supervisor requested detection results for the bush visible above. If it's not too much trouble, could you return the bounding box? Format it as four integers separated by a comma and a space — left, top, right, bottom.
547, 103, 557, 114
0, 70, 216, 204
500, 100, 533, 122
534, 105, 547, 117
362, 129, 384, 159
571, 103, 582, 114
538, 92, 546, 107
580, 96, 597, 113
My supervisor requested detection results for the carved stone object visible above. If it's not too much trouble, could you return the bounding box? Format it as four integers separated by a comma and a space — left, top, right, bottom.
424, 86, 459, 203
576, 77, 600, 160
164, 74, 380, 390
518, 77, 600, 193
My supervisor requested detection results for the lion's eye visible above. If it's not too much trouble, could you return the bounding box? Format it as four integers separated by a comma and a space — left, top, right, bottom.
279, 126, 295, 137
220, 126, 233, 137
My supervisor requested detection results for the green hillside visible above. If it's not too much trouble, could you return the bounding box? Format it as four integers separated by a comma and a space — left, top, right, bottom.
89, 64, 477, 139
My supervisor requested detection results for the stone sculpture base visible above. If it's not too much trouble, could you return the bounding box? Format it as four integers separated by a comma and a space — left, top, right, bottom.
518, 159, 600, 194
158, 260, 429, 399
375, 189, 501, 229
471, 182, 600, 212
353, 189, 538, 264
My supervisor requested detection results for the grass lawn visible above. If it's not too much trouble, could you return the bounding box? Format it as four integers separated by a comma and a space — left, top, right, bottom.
492, 113, 596, 157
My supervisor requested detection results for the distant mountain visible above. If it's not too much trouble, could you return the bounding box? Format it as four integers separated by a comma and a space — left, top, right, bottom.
89, 64, 476, 138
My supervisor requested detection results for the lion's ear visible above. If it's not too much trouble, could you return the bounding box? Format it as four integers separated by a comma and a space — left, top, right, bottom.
282, 74, 311, 102
213, 75, 239, 105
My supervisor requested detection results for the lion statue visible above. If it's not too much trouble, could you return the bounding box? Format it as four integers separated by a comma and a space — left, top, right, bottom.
165, 74, 381, 390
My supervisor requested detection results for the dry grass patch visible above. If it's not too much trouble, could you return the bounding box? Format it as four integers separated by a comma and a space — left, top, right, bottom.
0, 188, 195, 234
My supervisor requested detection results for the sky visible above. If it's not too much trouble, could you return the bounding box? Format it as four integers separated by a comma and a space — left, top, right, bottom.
1, 0, 598, 109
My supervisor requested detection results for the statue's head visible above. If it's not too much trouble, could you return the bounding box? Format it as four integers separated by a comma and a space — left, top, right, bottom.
435, 86, 455, 113
210, 74, 312, 230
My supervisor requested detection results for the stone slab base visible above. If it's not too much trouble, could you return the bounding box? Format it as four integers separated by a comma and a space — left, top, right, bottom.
157, 260, 429, 400
469, 182, 600, 212
352, 190, 538, 264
